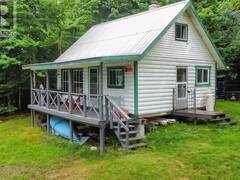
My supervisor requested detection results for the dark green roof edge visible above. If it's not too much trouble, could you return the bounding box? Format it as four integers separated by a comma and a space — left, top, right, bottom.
22, 55, 143, 70
189, 3, 227, 69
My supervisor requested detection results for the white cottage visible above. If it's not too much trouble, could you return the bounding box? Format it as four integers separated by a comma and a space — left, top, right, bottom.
23, 0, 226, 154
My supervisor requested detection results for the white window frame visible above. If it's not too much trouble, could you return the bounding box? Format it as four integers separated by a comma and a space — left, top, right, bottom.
175, 23, 188, 42
72, 69, 83, 94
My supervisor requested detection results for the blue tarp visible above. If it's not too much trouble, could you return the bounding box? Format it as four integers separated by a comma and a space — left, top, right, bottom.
50, 116, 89, 144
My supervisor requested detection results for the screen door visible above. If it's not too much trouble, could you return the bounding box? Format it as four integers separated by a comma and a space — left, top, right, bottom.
88, 67, 99, 112
176, 67, 188, 110
89, 67, 99, 95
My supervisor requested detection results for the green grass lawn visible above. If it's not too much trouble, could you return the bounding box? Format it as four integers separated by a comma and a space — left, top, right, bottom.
0, 101, 240, 179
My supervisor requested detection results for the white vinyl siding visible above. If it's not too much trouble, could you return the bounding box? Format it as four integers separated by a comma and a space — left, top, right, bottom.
138, 12, 216, 115
103, 62, 134, 113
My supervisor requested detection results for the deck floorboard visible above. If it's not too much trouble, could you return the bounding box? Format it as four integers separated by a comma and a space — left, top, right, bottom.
173, 109, 225, 119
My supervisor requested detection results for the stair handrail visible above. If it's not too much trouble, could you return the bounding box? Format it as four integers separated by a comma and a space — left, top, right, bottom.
111, 111, 129, 132
105, 96, 130, 148
106, 96, 131, 120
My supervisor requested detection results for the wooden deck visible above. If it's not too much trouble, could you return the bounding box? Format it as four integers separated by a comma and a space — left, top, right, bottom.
29, 104, 106, 127
173, 109, 225, 119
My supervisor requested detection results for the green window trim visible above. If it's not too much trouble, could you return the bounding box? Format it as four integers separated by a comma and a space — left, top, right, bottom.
107, 66, 125, 89
195, 66, 211, 87
175, 23, 188, 42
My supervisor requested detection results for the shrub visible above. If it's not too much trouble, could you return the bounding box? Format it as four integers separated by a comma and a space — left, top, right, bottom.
0, 105, 17, 116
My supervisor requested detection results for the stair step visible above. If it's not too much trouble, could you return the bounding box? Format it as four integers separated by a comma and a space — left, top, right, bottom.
121, 137, 143, 142
113, 125, 135, 129
113, 120, 139, 124
120, 131, 138, 135
128, 143, 147, 149
219, 120, 238, 126
208, 118, 225, 122
40, 123, 47, 127
212, 113, 226, 118
224, 118, 231, 122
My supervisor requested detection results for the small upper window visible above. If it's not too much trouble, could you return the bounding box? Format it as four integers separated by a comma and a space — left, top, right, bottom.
196, 67, 210, 86
107, 67, 124, 88
175, 23, 188, 41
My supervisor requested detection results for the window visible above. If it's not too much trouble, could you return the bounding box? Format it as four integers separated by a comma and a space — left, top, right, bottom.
72, 69, 83, 94
107, 67, 124, 88
196, 67, 210, 86
177, 68, 187, 82
175, 23, 188, 41
61, 70, 68, 92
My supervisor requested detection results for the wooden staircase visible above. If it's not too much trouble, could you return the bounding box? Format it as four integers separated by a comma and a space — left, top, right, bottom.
112, 120, 146, 149
173, 109, 237, 125
105, 96, 146, 149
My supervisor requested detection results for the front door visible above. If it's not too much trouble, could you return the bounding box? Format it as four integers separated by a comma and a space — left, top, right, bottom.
88, 67, 99, 111
176, 67, 188, 110
89, 67, 99, 95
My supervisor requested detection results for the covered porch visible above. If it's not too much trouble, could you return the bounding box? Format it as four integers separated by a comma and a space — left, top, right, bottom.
23, 59, 139, 155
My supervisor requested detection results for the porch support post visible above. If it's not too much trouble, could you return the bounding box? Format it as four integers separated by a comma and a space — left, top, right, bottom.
99, 123, 105, 156
30, 71, 33, 104
46, 70, 50, 108
173, 88, 175, 112
69, 120, 73, 143
134, 61, 139, 119
47, 114, 50, 135
194, 88, 197, 114
105, 97, 109, 121
31, 110, 35, 128
30, 70, 35, 128
99, 62, 103, 121
33, 70, 36, 89
68, 70, 72, 113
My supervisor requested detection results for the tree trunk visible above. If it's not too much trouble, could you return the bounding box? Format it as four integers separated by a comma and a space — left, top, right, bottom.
18, 87, 22, 110
58, 31, 63, 55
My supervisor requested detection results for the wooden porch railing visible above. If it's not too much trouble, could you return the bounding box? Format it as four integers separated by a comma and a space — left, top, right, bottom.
31, 88, 103, 119
173, 88, 197, 113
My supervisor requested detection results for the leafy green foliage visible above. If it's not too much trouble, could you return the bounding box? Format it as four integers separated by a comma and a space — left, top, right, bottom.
194, 0, 240, 78
0, 105, 17, 115
0, 0, 239, 111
